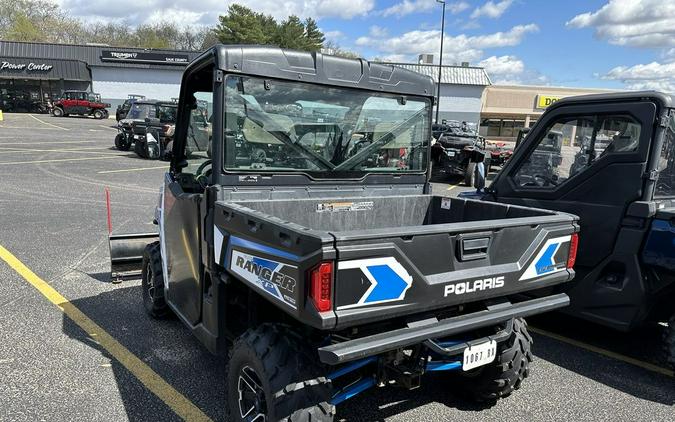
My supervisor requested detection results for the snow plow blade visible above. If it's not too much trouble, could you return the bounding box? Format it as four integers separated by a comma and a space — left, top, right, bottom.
109, 232, 159, 281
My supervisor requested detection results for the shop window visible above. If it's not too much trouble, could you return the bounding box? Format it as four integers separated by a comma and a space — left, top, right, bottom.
486, 119, 501, 137
501, 120, 515, 137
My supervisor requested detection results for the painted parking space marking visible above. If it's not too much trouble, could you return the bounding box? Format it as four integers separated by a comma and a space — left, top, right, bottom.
0, 244, 212, 422
447, 185, 456, 191
28, 114, 69, 131
99, 125, 118, 131
0, 140, 97, 145
98, 165, 168, 174
0, 146, 121, 156
530, 326, 674, 378
0, 156, 119, 166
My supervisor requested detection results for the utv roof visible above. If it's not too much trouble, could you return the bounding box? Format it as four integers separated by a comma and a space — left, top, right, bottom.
188, 44, 436, 98
550, 90, 674, 110
134, 99, 178, 107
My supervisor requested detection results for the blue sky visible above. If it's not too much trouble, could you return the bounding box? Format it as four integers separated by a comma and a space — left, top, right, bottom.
57, 0, 675, 90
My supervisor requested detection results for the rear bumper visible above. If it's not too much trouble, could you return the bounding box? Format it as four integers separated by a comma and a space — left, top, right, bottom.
318, 293, 569, 364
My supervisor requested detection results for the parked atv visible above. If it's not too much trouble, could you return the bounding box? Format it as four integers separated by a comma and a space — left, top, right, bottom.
116, 94, 146, 121
431, 125, 491, 186
110, 45, 580, 420
114, 100, 177, 153
462, 91, 675, 368
51, 90, 110, 119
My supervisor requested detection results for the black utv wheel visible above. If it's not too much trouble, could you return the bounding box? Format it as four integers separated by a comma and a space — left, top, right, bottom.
227, 324, 334, 422
455, 317, 533, 403
141, 241, 170, 318
93, 110, 105, 119
114, 133, 131, 151
52, 107, 64, 117
134, 139, 147, 158
464, 162, 476, 186
662, 314, 675, 370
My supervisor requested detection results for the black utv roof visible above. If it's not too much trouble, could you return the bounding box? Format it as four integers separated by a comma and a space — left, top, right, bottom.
134, 99, 178, 107
550, 90, 674, 111
188, 44, 436, 98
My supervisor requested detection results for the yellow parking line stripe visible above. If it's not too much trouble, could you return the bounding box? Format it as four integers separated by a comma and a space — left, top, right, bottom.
447, 185, 456, 191
28, 114, 69, 131
530, 326, 674, 378
0, 244, 212, 422
0, 156, 117, 165
98, 166, 168, 174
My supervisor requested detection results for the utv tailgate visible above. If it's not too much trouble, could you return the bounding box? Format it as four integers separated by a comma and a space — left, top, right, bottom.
332, 213, 577, 327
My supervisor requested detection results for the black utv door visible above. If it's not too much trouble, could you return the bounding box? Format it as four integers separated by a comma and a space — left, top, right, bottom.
491, 101, 657, 329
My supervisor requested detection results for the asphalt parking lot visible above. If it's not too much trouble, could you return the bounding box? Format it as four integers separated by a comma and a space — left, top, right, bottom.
0, 113, 673, 422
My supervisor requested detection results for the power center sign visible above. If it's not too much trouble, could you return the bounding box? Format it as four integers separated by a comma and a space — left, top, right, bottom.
0, 61, 53, 72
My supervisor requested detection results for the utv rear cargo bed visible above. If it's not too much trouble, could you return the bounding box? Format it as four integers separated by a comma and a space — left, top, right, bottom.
214, 195, 578, 329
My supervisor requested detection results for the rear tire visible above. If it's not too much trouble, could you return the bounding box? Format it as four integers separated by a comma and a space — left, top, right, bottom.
455, 317, 533, 403
227, 324, 334, 421
93, 110, 104, 119
114, 133, 131, 151
662, 314, 675, 370
141, 242, 170, 318
464, 162, 476, 186
52, 107, 64, 117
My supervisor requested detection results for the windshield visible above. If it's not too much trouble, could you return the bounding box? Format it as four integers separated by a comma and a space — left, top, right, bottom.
158, 105, 178, 123
223, 75, 431, 177
655, 113, 675, 198
127, 103, 156, 120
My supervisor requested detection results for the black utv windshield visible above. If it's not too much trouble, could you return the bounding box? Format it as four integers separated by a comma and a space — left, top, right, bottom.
223, 75, 431, 177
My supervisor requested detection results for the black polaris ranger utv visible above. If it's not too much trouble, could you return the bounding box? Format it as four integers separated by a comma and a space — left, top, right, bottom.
461, 91, 675, 368
110, 45, 580, 420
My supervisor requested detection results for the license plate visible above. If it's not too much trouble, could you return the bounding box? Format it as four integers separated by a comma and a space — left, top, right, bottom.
446, 150, 456, 157
462, 340, 497, 371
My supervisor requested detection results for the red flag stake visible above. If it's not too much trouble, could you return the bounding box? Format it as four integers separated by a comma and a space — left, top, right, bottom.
105, 187, 112, 234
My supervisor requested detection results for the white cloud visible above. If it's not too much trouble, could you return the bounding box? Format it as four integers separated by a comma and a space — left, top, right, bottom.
58, 0, 375, 25
369, 25, 388, 38
476, 54, 547, 85
567, 0, 675, 48
356, 23, 538, 64
324, 30, 345, 41
380, 0, 469, 18
603, 61, 675, 91
470, 0, 513, 20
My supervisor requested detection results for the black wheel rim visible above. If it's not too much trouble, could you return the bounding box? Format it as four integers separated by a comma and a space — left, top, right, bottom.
238, 366, 266, 421
143, 264, 155, 310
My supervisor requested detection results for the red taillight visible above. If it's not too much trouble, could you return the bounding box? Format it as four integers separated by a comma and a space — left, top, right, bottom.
567, 233, 579, 269
310, 262, 333, 312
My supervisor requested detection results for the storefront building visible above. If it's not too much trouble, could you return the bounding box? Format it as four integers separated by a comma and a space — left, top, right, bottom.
389, 62, 491, 126
479, 85, 614, 142
0, 40, 200, 113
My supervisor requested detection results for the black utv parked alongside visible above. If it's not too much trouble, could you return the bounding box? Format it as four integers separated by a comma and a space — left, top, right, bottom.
462, 91, 675, 368
110, 45, 580, 420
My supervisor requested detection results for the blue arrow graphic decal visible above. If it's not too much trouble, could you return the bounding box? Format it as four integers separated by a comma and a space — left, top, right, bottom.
364, 264, 410, 303
535, 243, 558, 275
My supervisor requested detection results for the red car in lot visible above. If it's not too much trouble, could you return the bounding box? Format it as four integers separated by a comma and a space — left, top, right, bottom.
51, 90, 111, 119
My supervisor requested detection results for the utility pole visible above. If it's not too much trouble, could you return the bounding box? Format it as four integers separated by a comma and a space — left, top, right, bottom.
436, 0, 446, 124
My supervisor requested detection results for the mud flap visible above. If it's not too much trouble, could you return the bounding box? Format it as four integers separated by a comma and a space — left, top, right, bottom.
109, 232, 159, 282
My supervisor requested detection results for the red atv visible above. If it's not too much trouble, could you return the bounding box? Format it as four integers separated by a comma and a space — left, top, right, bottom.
51, 90, 110, 119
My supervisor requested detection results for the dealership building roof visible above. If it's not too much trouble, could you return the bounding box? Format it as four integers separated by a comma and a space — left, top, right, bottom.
387, 63, 492, 86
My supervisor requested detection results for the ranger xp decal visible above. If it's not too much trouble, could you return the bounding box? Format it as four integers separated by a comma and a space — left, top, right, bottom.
337, 257, 413, 310
519, 235, 571, 281
230, 250, 298, 308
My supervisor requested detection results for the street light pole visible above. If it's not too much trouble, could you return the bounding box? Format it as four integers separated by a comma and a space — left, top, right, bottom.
436, 0, 445, 124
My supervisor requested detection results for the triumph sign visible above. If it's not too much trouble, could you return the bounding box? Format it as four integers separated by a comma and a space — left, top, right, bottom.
101, 50, 189, 65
